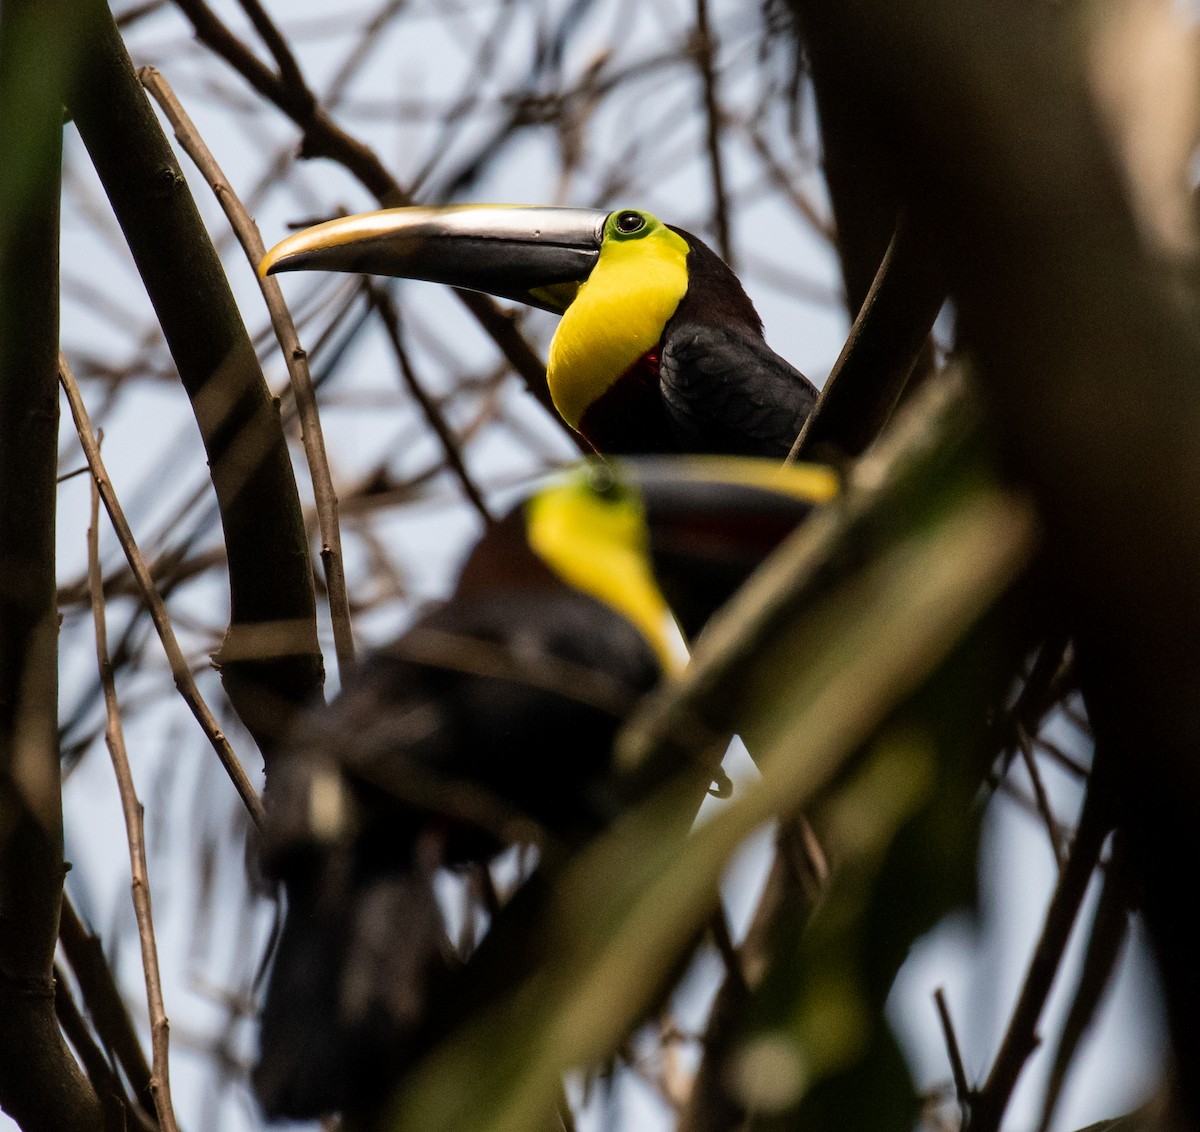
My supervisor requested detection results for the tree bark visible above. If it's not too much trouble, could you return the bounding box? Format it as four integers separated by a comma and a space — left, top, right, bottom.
791, 1, 1200, 1120
0, 2, 103, 1128
68, 0, 324, 762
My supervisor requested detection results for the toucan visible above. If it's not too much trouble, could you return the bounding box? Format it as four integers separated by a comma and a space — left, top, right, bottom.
252, 456, 836, 1120
260, 206, 820, 458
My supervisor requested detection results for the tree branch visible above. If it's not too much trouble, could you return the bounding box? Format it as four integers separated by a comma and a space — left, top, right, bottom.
0, 0, 103, 1125
140, 65, 357, 678
170, 0, 582, 441
970, 772, 1112, 1132
67, 0, 324, 763
60, 354, 265, 828
87, 479, 182, 1132
59, 895, 156, 1121
788, 213, 945, 464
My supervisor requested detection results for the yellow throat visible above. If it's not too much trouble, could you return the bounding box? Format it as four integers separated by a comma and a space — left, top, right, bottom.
546, 211, 690, 430
524, 468, 680, 672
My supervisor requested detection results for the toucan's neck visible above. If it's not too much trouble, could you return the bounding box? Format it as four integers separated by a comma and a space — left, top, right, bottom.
522, 486, 680, 671
546, 226, 689, 431
667, 228, 762, 334
576, 352, 677, 455
454, 486, 680, 673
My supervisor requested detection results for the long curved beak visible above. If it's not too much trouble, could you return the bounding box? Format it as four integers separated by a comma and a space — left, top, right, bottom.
627, 456, 840, 638
260, 205, 610, 314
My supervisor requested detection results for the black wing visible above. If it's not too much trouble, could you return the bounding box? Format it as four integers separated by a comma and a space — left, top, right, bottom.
660, 321, 818, 458
255, 588, 661, 1119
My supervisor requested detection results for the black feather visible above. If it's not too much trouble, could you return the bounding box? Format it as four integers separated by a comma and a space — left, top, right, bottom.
254, 584, 661, 1119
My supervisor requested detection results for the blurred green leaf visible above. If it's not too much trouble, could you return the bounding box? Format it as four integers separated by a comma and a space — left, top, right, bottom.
378, 371, 1039, 1132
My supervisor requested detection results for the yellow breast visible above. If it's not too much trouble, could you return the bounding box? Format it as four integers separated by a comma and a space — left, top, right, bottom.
524, 474, 682, 674
547, 221, 690, 430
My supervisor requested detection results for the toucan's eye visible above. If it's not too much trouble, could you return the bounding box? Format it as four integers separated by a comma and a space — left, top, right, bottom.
586, 462, 628, 502
614, 210, 647, 235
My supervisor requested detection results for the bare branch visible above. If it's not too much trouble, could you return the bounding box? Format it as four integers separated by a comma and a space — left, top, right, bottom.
1037, 836, 1133, 1132
969, 775, 1112, 1132
1, 0, 102, 1123
170, 0, 581, 438
60, 351, 266, 828
1016, 723, 1067, 870
87, 476, 182, 1132
141, 65, 357, 677
933, 987, 971, 1124
691, 0, 732, 265
68, 0, 324, 757
788, 213, 944, 465
59, 895, 156, 1118
366, 281, 494, 525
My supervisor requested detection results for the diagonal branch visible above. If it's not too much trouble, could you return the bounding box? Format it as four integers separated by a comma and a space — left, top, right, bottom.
68, 0, 324, 761
140, 65, 357, 678
788, 213, 945, 465
170, 0, 582, 441
366, 281, 494, 525
692, 0, 732, 266
87, 478, 182, 1132
61, 353, 265, 828
969, 771, 1113, 1132
58, 895, 156, 1120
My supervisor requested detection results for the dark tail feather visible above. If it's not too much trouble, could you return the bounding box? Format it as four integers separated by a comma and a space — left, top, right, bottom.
254, 859, 447, 1120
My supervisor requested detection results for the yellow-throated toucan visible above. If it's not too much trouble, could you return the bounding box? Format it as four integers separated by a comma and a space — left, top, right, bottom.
261, 206, 820, 458
253, 456, 836, 1120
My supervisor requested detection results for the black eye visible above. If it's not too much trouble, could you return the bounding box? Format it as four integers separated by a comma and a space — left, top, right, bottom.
614, 210, 646, 235
587, 462, 627, 502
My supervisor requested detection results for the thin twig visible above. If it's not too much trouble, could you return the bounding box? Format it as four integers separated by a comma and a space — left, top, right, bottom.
58, 895, 156, 1115
87, 475, 182, 1132
692, 0, 732, 265
170, 0, 582, 441
141, 66, 356, 676
366, 281, 494, 524
933, 986, 971, 1125
59, 351, 265, 827
1016, 723, 1066, 870
1036, 835, 1132, 1132
234, 0, 312, 101
1035, 735, 1089, 780
53, 963, 153, 1131
969, 774, 1112, 1132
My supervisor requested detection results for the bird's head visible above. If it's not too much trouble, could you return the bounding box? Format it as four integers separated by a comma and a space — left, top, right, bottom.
455, 456, 838, 663
260, 205, 757, 447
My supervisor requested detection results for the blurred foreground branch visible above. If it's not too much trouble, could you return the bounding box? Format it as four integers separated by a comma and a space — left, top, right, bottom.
0, 2, 102, 1128
790, 0, 1200, 1115
379, 367, 1038, 1132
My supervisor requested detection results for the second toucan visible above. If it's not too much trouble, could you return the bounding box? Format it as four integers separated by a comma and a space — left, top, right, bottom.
254, 456, 836, 1119
261, 205, 819, 457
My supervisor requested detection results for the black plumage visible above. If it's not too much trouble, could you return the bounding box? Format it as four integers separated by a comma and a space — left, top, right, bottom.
251, 456, 832, 1120
253, 505, 663, 1120
576, 228, 819, 458
659, 230, 818, 458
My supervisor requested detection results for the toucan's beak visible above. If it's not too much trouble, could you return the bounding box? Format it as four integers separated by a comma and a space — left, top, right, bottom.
260, 205, 610, 314
625, 456, 840, 638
